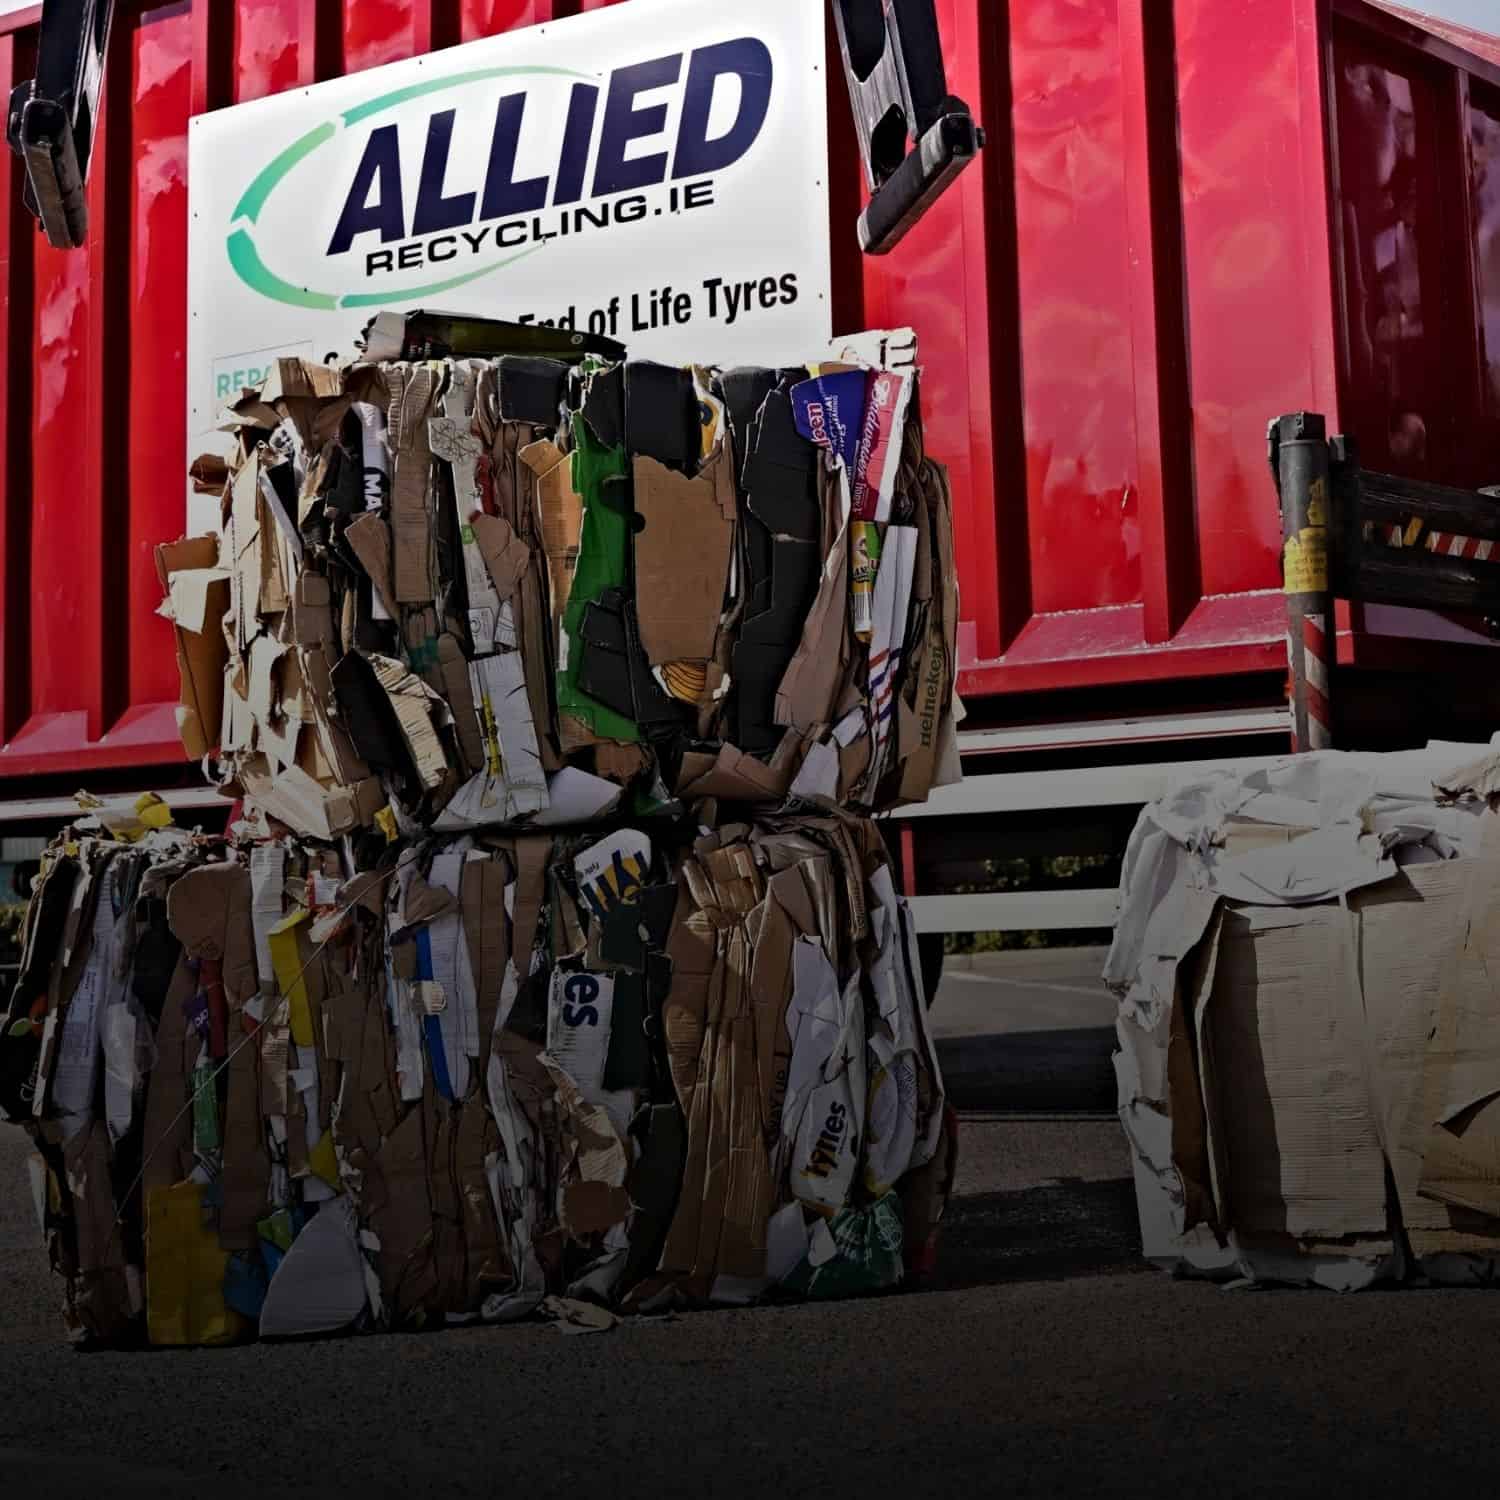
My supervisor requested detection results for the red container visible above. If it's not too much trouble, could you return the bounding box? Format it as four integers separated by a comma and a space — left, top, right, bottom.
0, 0, 1497, 786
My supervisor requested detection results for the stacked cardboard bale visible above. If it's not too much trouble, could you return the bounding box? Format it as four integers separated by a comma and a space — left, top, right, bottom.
161, 312, 961, 834
0, 315, 959, 1345
1107, 747, 1500, 1289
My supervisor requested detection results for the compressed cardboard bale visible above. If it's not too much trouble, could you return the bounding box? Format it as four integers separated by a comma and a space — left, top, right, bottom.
39, 328, 977, 1343
15, 802, 948, 1344
1109, 747, 1500, 1289
181, 333, 962, 831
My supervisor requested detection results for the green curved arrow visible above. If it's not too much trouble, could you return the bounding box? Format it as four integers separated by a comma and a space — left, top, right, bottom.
232, 121, 336, 225
227, 229, 340, 310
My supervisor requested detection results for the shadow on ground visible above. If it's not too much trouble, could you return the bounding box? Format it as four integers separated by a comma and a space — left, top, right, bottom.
929, 1176, 1144, 1292
937, 1026, 1118, 1113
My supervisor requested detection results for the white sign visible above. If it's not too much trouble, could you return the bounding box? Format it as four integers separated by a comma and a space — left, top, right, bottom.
187, 0, 830, 531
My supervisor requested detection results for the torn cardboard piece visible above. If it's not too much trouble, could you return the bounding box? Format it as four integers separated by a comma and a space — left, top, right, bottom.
633, 448, 736, 667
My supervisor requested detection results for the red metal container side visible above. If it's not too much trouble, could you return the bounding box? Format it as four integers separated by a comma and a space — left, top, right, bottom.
0, 0, 1496, 782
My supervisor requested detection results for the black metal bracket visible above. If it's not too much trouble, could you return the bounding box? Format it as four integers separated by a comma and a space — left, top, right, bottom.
1274, 413, 1500, 617
6, 0, 115, 251
830, 0, 985, 255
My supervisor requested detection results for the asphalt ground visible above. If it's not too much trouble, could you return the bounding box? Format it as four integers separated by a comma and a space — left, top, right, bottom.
932, 946, 1117, 1113
2, 950, 1497, 1499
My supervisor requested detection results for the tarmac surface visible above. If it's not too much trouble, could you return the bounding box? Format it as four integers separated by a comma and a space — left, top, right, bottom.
2, 948, 1498, 1498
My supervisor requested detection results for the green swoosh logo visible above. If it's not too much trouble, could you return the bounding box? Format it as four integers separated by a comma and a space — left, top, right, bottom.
227, 65, 591, 311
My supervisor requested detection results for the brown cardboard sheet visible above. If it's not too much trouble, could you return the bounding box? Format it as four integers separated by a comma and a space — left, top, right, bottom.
897, 460, 959, 803
1336, 868, 1495, 1259
1197, 902, 1390, 1244
1418, 821, 1500, 1221
775, 519, 852, 734
344, 513, 398, 618
470, 513, 532, 604
522, 439, 582, 637
156, 537, 230, 761
386, 363, 441, 605
633, 448, 735, 667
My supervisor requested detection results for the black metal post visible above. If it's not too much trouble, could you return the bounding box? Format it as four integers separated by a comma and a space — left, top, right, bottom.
1272, 412, 1335, 752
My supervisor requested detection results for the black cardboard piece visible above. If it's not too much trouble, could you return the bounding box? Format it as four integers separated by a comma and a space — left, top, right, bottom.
582, 363, 625, 449
503, 968, 551, 1046
733, 537, 821, 753
497, 356, 569, 427
326, 532, 391, 656
262, 459, 303, 537
576, 591, 636, 721
8, 854, 78, 1021
361, 308, 626, 364
599, 882, 679, 970
602, 972, 650, 1092
741, 383, 820, 541
429, 466, 469, 647
578, 587, 681, 730
621, 1102, 686, 1287
129, 893, 182, 1026
718, 367, 778, 488
625, 362, 699, 473
0, 855, 78, 1121
726, 371, 825, 752
623, 598, 681, 730
325, 412, 365, 515
330, 652, 423, 801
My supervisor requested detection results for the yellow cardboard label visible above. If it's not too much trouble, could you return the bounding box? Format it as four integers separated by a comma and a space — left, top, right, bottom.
1306, 478, 1327, 528
307, 1131, 340, 1189
1283, 526, 1328, 595
267, 908, 315, 1047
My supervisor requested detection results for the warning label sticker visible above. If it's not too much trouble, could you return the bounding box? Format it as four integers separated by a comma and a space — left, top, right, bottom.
1283, 526, 1329, 595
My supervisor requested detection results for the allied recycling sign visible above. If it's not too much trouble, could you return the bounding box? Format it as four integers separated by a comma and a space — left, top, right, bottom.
186, 0, 831, 530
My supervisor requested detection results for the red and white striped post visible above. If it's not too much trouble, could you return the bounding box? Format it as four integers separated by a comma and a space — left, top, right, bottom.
1272, 413, 1335, 753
